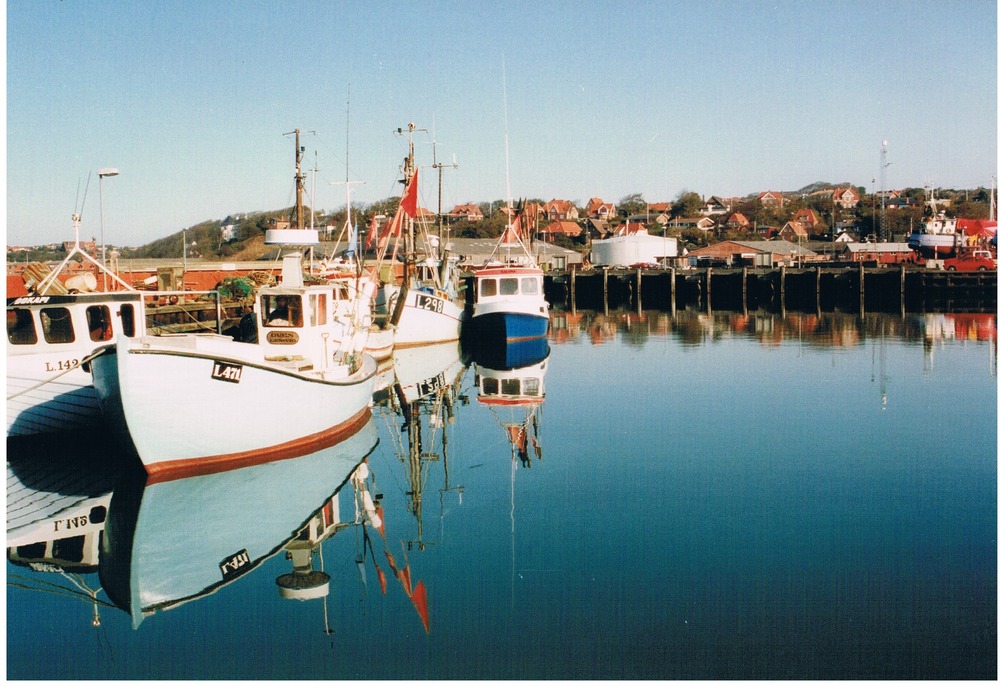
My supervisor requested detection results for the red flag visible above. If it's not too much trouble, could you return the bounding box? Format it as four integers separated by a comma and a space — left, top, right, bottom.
400, 168, 419, 218
374, 563, 388, 596
500, 213, 522, 244
366, 215, 379, 249
378, 208, 404, 252
410, 580, 430, 634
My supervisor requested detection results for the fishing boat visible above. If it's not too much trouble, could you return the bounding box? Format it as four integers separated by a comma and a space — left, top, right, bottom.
6, 213, 145, 437
907, 188, 966, 257
371, 123, 463, 348
99, 416, 379, 628
464, 202, 549, 344
91, 251, 378, 481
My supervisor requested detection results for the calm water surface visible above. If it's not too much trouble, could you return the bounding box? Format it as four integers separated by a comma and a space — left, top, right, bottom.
7, 311, 997, 680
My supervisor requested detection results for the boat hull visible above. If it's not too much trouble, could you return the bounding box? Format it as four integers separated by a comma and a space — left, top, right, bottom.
7, 358, 101, 437
92, 336, 377, 482
469, 311, 549, 344
392, 288, 463, 348
908, 232, 964, 256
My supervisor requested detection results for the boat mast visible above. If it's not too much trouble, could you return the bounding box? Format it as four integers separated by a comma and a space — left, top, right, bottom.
397, 122, 427, 285
284, 128, 307, 230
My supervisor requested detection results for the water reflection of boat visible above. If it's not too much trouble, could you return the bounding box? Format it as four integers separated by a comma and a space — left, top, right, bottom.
99, 416, 378, 628
470, 340, 548, 467
377, 340, 468, 550
7, 435, 120, 570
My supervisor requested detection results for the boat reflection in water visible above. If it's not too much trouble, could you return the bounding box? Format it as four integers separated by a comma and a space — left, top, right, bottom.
6, 417, 380, 631
7, 435, 122, 629
467, 336, 549, 467
375, 340, 468, 552
99, 415, 379, 628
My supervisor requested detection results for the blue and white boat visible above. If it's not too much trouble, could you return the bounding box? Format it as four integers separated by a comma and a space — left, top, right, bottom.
465, 204, 549, 344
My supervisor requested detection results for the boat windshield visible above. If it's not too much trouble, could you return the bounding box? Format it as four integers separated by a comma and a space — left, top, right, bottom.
263, 295, 303, 328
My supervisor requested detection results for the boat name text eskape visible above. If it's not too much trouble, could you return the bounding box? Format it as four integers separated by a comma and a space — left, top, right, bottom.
11, 296, 51, 305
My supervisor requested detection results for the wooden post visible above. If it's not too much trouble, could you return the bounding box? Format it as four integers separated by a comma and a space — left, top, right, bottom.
816, 265, 822, 315
670, 267, 676, 316
706, 267, 712, 313
636, 268, 643, 316
742, 267, 748, 314
780, 266, 786, 316
603, 267, 609, 316
859, 264, 865, 318
900, 265, 906, 315
570, 267, 576, 314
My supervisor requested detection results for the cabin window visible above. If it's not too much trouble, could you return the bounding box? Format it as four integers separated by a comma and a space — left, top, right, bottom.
500, 278, 519, 295
7, 309, 38, 345
523, 378, 540, 396
501, 379, 520, 395
482, 377, 499, 395
520, 277, 539, 295
309, 294, 328, 326
480, 278, 497, 298
120, 305, 136, 337
263, 295, 303, 328
40, 307, 75, 344
86, 305, 113, 342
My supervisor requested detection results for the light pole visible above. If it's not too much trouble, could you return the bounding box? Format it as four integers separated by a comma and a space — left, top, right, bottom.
98, 167, 119, 290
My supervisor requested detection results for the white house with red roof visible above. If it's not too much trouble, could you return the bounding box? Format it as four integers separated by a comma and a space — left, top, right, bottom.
543, 199, 579, 221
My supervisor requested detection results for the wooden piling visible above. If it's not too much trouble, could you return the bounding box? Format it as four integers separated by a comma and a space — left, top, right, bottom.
670, 267, 676, 316
859, 264, 865, 318
602, 267, 609, 316
636, 267, 642, 311
706, 267, 712, 312
780, 266, 786, 316
900, 265, 906, 315
816, 265, 822, 314
742, 267, 748, 314
570, 267, 576, 314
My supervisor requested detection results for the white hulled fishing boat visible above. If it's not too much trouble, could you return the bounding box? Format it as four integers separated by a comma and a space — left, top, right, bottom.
372, 123, 463, 348
7, 213, 145, 437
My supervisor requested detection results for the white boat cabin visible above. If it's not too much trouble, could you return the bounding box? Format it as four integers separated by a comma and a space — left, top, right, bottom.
7, 292, 143, 352
473, 268, 544, 303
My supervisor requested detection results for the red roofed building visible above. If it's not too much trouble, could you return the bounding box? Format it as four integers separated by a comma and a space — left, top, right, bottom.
756, 190, 784, 207
779, 221, 809, 242
586, 198, 617, 220
540, 220, 583, 239
450, 203, 484, 221
726, 212, 751, 231
543, 199, 580, 221
791, 208, 820, 233
832, 187, 860, 209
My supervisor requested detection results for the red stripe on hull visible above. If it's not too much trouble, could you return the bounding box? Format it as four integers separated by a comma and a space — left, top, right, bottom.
144, 407, 373, 485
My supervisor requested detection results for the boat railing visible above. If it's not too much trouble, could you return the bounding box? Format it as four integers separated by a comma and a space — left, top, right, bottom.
143, 289, 242, 336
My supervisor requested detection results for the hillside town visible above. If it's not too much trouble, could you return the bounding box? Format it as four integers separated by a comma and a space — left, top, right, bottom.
8, 183, 997, 272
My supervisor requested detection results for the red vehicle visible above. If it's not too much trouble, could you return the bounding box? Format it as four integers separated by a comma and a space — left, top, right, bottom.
942, 249, 997, 272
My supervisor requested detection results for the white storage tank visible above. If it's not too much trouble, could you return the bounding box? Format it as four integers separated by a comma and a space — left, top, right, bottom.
590, 229, 677, 266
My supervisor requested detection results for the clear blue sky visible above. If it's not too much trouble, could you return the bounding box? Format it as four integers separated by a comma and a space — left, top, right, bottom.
7, 0, 998, 247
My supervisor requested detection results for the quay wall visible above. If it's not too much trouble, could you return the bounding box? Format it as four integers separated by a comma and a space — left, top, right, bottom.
544, 266, 997, 314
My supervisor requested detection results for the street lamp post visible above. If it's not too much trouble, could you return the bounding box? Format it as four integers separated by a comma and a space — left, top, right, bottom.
98, 167, 120, 290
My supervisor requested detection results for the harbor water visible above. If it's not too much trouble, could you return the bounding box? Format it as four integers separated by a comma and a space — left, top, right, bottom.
6, 310, 996, 680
